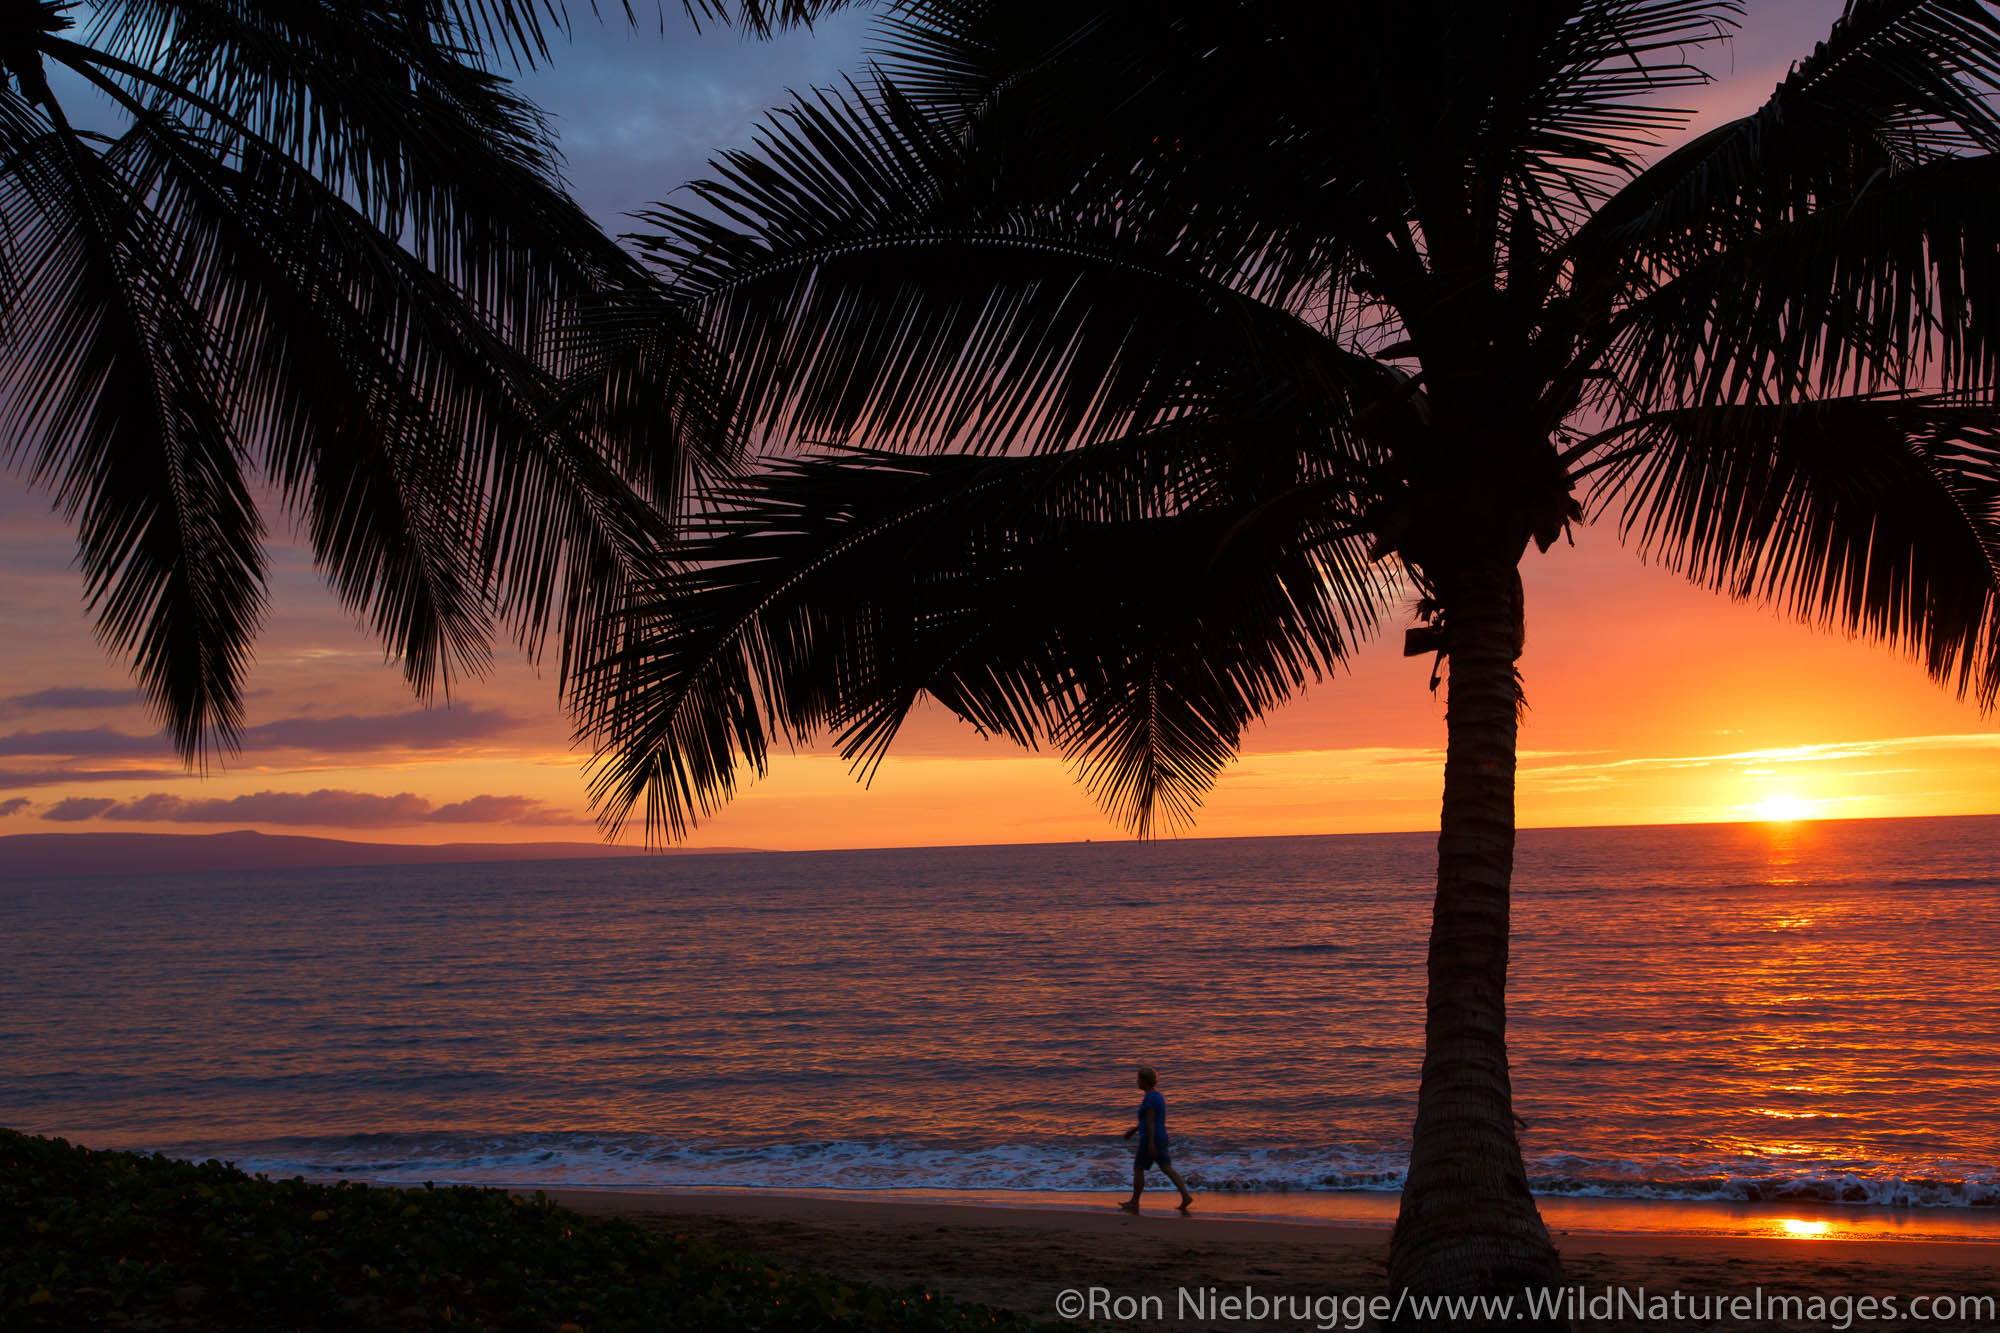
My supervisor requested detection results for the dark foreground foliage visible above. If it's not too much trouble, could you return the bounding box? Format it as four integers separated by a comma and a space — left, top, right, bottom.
0, 1129, 1032, 1331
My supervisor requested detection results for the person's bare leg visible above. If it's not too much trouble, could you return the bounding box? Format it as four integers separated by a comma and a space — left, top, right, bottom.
1119, 1161, 1144, 1212
1162, 1163, 1194, 1210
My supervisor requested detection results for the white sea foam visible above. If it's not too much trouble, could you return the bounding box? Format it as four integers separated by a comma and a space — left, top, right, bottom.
171, 1132, 2000, 1209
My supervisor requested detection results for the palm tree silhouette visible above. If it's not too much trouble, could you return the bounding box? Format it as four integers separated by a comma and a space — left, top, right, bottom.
0, 0, 833, 763
576, 0, 2000, 1311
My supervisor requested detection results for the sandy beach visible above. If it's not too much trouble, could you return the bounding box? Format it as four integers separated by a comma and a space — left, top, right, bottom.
543, 1189, 2000, 1330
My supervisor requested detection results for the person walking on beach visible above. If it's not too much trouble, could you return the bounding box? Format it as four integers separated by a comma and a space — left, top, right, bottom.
1120, 1066, 1194, 1213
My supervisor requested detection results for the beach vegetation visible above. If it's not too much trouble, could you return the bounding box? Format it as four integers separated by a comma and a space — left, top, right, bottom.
0, 1128, 1034, 1331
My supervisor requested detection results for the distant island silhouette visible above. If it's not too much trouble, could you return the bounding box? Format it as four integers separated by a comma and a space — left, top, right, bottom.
0, 830, 753, 879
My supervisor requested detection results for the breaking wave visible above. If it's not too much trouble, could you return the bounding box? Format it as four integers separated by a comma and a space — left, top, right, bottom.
153, 1132, 2000, 1209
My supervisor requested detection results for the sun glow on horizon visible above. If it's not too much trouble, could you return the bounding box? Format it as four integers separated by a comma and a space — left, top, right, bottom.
1752, 793, 1815, 824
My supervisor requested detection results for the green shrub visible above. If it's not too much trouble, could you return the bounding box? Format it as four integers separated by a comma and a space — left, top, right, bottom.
0, 1129, 1034, 1330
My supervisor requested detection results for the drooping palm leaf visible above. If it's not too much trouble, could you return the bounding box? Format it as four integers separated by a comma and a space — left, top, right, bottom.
1590, 393, 2000, 704
1605, 151, 2000, 411
1, 0, 848, 761
1550, 2, 2000, 721
873, 1, 1736, 271
1571, 0, 2000, 419
1, 107, 265, 760
640, 71, 1414, 465
577, 425, 1392, 840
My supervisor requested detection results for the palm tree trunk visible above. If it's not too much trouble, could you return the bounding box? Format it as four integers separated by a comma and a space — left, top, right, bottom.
1388, 558, 1566, 1328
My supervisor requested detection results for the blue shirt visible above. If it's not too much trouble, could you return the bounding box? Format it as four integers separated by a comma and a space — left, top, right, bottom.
1136, 1089, 1167, 1149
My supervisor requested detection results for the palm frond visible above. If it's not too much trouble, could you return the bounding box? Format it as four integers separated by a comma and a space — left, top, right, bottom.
86, 1, 570, 73
0, 112, 265, 761
1569, 0, 2000, 413
4, 0, 765, 758
53, 8, 625, 311
63, 72, 531, 697
78, 1, 851, 76
577, 429, 1391, 841
1471, 0, 1738, 244
692, 0, 859, 38
1591, 393, 2000, 705
873, 1, 1732, 269
1588, 0, 2000, 241
1601, 152, 2000, 411
545, 279, 741, 513
867, 3, 1426, 308
639, 74, 1403, 459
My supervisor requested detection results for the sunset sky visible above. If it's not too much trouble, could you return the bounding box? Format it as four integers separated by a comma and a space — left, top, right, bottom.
6, 0, 1999, 852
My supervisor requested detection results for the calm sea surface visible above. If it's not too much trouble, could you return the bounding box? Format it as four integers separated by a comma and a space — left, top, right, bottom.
4, 817, 1998, 1212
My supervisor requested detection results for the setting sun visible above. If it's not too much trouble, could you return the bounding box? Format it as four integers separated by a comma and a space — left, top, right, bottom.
1753, 794, 1814, 823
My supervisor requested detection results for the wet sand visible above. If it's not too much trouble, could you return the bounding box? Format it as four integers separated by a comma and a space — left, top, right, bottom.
543, 1189, 2000, 1330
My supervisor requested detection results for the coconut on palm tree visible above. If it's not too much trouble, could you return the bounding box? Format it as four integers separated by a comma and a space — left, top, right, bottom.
0, 0, 838, 762
573, 0, 2000, 1312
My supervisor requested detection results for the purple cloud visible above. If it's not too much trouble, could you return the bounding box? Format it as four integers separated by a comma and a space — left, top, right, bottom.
0, 707, 523, 761
0, 728, 155, 758
0, 796, 31, 817
43, 797, 117, 822
237, 708, 523, 752
0, 687, 142, 717
101, 792, 220, 822
0, 768, 182, 789
58, 787, 582, 828
428, 794, 562, 823
108, 789, 435, 826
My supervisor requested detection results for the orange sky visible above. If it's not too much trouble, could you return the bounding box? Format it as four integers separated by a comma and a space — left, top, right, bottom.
6, 479, 1995, 850
5, 0, 1996, 852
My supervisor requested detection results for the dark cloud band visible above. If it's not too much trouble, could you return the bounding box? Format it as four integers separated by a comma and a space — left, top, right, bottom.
0, 707, 524, 761
35, 787, 580, 828
0, 688, 144, 717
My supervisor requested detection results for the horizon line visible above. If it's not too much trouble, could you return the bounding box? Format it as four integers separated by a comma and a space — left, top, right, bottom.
7, 806, 1997, 867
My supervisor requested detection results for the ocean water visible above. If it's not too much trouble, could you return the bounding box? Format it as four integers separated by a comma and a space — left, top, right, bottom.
4, 816, 1998, 1219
